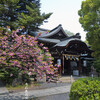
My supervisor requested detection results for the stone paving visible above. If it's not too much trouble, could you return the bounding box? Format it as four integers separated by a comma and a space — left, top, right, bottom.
0, 84, 71, 100
36, 93, 69, 100
0, 87, 9, 95
0, 80, 9, 95
0, 76, 84, 100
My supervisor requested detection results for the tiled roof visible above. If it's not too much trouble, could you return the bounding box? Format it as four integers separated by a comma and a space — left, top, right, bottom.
38, 37, 60, 43
39, 24, 68, 38
53, 38, 81, 47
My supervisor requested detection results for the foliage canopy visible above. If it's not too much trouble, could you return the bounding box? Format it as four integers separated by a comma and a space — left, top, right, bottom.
78, 0, 100, 73
0, 0, 52, 31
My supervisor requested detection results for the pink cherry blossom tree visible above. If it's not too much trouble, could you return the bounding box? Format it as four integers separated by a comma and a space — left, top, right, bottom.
0, 27, 59, 84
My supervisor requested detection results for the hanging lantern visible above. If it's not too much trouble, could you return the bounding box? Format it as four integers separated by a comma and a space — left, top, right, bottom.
70, 56, 72, 60
75, 57, 77, 61
66, 56, 68, 60
76, 57, 79, 61
68, 56, 70, 60
72, 56, 74, 60
77, 58, 79, 61
73, 56, 76, 61
83, 60, 87, 67
57, 59, 61, 65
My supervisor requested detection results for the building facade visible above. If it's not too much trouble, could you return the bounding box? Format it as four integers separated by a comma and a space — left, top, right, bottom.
37, 25, 92, 76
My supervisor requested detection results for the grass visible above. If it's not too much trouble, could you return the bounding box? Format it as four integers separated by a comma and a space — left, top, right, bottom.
6, 82, 41, 93
6, 84, 26, 91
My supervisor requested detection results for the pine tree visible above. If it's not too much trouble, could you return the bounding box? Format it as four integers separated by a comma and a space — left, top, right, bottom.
0, 0, 20, 29
0, 0, 52, 31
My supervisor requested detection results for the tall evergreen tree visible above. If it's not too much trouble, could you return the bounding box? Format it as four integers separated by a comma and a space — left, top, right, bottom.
0, 0, 52, 31
78, 0, 100, 73
0, 0, 20, 29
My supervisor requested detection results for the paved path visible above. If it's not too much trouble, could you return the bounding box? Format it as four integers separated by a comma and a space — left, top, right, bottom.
36, 93, 69, 100
0, 84, 71, 100
0, 80, 9, 95
1, 76, 83, 100
0, 87, 9, 95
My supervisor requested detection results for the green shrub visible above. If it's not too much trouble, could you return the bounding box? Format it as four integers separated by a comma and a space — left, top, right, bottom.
0, 67, 19, 85
69, 77, 100, 100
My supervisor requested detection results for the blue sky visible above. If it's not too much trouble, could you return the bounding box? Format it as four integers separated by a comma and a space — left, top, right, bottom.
40, 0, 86, 41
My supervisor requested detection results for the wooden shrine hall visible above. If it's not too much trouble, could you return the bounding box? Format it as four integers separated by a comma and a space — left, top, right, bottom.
35, 24, 92, 76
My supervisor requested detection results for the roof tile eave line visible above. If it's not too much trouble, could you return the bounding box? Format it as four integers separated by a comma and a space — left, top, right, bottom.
39, 24, 68, 38
39, 25, 62, 38
52, 38, 83, 47
38, 37, 61, 43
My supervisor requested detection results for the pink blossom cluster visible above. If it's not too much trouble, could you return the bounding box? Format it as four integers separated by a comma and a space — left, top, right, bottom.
0, 27, 59, 81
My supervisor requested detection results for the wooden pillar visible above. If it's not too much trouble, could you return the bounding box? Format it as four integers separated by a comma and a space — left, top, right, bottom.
62, 54, 64, 74
60, 64, 62, 76
78, 57, 81, 76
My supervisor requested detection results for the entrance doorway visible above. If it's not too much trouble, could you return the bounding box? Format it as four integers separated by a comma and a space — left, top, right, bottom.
63, 58, 78, 75
64, 59, 71, 75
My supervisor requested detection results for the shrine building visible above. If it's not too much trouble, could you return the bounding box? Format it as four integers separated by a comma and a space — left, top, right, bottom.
35, 24, 93, 76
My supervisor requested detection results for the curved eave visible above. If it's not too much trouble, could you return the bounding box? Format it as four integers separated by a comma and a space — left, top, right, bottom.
39, 25, 68, 38
53, 38, 81, 47
38, 37, 60, 43
53, 38, 90, 51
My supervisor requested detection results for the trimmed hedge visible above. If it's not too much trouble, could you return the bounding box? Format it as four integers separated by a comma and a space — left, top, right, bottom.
69, 77, 100, 100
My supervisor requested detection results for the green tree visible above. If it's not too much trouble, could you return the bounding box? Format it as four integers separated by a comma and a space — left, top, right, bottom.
0, 0, 20, 29
84, 39, 89, 46
64, 30, 74, 36
0, 0, 52, 31
78, 0, 100, 73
